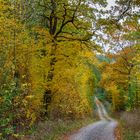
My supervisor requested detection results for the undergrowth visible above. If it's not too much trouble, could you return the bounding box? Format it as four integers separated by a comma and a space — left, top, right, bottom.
30, 117, 95, 140
120, 109, 140, 140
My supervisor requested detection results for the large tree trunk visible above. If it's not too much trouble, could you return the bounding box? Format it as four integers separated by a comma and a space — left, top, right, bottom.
44, 43, 57, 115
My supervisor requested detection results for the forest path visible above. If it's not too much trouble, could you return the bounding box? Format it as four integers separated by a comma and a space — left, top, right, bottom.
68, 97, 118, 140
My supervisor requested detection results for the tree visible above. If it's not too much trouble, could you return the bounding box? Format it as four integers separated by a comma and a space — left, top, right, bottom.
99, 14, 140, 110
30, 0, 108, 113
0, 0, 44, 138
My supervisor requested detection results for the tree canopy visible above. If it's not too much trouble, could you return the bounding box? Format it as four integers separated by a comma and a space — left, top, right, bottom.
0, 0, 140, 139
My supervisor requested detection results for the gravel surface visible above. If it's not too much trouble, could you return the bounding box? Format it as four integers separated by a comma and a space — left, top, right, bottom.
69, 97, 118, 140
69, 120, 118, 140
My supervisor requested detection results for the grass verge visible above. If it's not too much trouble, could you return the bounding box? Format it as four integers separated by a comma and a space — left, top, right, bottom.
119, 110, 140, 140
122, 129, 140, 140
30, 117, 95, 140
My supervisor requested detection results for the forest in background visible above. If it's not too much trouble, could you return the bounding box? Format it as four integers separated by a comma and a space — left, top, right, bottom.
0, 0, 140, 139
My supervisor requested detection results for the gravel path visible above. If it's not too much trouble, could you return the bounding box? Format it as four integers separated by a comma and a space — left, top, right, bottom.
69, 97, 118, 140
69, 120, 118, 140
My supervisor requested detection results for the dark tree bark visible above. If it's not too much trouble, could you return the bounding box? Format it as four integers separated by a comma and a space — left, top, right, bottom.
37, 0, 98, 115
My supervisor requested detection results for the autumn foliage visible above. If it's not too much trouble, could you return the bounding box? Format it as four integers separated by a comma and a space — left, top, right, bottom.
0, 0, 139, 139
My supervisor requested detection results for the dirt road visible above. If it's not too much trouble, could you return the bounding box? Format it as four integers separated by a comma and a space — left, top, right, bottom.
69, 97, 118, 140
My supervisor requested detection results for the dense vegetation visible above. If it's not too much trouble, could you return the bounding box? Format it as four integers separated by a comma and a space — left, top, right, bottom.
0, 0, 139, 139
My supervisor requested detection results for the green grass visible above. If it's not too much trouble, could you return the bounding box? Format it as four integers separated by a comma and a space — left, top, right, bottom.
123, 129, 140, 140
119, 110, 140, 140
31, 117, 95, 140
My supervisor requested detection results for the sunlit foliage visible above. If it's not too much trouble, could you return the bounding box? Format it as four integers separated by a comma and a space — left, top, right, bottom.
0, 0, 139, 139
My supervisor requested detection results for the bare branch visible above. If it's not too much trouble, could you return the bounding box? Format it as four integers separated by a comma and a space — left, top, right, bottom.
117, 0, 132, 21
54, 0, 81, 39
